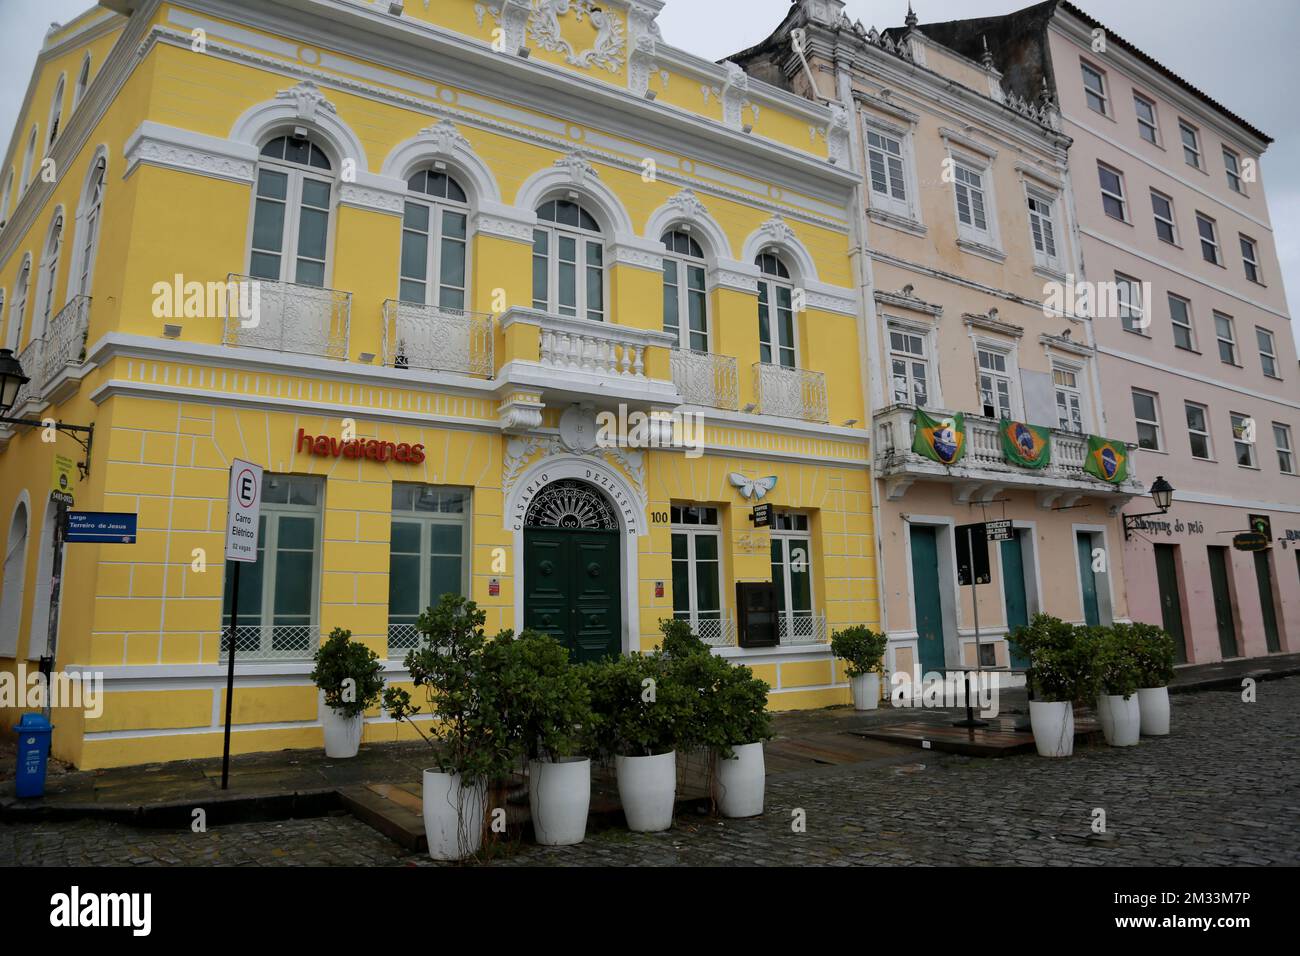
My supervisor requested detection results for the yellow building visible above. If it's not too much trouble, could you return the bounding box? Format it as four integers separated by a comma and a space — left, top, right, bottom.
0, 0, 876, 768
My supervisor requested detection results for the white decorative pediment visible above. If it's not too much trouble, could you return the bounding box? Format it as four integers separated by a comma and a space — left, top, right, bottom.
422, 119, 471, 157
665, 187, 708, 220
555, 150, 598, 184
274, 80, 336, 122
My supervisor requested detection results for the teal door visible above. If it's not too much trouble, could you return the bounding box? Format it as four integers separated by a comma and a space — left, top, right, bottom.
910, 525, 946, 673
1207, 546, 1238, 659
1001, 535, 1030, 669
1154, 544, 1188, 663
1254, 551, 1281, 653
1076, 532, 1101, 627
524, 528, 621, 662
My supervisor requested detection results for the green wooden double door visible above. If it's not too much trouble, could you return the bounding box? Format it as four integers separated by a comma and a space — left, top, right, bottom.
523, 528, 621, 662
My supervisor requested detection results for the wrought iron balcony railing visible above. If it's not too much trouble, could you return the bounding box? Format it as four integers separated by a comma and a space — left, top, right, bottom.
11, 338, 45, 410
40, 294, 91, 388
752, 362, 829, 423
222, 274, 350, 360
220, 623, 320, 662
670, 348, 739, 410
381, 299, 493, 378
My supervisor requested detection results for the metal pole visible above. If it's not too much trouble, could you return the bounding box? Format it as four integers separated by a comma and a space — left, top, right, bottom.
39, 497, 67, 721
221, 561, 240, 790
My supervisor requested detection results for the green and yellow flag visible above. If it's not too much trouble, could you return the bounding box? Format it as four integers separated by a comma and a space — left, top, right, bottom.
999, 419, 1052, 469
912, 409, 966, 465
1084, 435, 1129, 483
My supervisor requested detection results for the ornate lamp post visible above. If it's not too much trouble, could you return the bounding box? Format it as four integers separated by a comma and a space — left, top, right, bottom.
1123, 475, 1175, 540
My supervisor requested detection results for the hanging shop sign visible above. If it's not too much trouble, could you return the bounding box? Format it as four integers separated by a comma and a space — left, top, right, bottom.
296, 428, 426, 464
50, 454, 76, 506
1232, 532, 1270, 553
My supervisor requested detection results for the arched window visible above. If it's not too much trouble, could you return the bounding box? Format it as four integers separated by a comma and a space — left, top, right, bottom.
48, 75, 66, 148
399, 169, 469, 309
75, 158, 106, 297
661, 230, 707, 351
20, 127, 37, 194
72, 54, 91, 111
532, 199, 604, 321
36, 215, 63, 338
756, 253, 795, 368
0, 501, 29, 658
0, 169, 12, 228
7, 257, 30, 351
249, 133, 334, 286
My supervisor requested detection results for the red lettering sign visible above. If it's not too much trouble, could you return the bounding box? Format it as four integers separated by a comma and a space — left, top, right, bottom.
295, 428, 425, 464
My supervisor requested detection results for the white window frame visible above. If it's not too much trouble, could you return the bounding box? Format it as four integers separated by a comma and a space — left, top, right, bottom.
1179, 120, 1202, 169
950, 150, 1000, 251
1230, 412, 1256, 468
1240, 235, 1261, 284
72, 54, 91, 111
661, 230, 709, 352
247, 134, 338, 287
1196, 213, 1220, 265
1222, 146, 1244, 194
7, 258, 30, 350
1133, 92, 1159, 144
47, 75, 66, 150
1214, 311, 1237, 365
387, 485, 472, 654
1026, 187, 1061, 272
770, 512, 815, 640
1150, 189, 1177, 245
1098, 162, 1127, 222
20, 127, 37, 195
670, 505, 724, 636
1053, 362, 1085, 433
70, 157, 106, 301
1132, 389, 1162, 451
399, 170, 471, 310
886, 318, 935, 408
1184, 401, 1212, 460
1273, 423, 1295, 475
1080, 60, 1108, 115
865, 126, 913, 219
975, 343, 1018, 421
1168, 292, 1195, 351
1256, 326, 1279, 379
532, 199, 607, 322
1115, 272, 1145, 334
756, 253, 798, 368
0, 169, 12, 228
34, 215, 62, 340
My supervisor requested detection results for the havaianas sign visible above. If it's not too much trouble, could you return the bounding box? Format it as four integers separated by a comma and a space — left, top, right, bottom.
295, 428, 426, 464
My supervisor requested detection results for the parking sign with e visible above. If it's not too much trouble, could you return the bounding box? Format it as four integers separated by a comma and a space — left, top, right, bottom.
225, 459, 263, 562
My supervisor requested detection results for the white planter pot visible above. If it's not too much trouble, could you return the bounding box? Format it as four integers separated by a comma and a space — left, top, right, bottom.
615, 751, 676, 832
1138, 686, 1171, 736
850, 672, 881, 711
321, 707, 363, 759
528, 757, 591, 846
422, 769, 487, 861
713, 742, 765, 818
1097, 694, 1140, 747
1029, 700, 1074, 757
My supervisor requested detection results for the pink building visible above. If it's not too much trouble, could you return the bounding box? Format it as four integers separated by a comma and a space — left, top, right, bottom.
922, 1, 1299, 662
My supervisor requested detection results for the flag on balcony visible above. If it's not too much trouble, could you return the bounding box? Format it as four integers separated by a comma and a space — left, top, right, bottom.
1084, 435, 1129, 483
999, 419, 1052, 469
912, 409, 966, 464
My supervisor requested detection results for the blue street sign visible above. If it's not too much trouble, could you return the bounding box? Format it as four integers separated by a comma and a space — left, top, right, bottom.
65, 512, 138, 544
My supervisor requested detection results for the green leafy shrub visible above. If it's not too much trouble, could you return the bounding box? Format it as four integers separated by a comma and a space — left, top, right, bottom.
581, 652, 692, 759
381, 594, 517, 780
670, 648, 771, 757
1118, 621, 1177, 688
1009, 613, 1098, 703
1089, 626, 1142, 699
655, 617, 710, 659
310, 627, 386, 719
830, 625, 887, 678
491, 629, 592, 762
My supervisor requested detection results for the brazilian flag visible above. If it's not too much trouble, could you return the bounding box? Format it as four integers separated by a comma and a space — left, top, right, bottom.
1084, 435, 1129, 483
913, 409, 966, 465
1000, 419, 1051, 469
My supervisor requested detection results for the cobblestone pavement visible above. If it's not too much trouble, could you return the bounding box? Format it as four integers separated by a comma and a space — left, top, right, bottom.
3, 679, 1296, 866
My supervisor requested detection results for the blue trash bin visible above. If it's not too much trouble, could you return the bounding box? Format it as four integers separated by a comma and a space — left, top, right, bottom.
13, 713, 53, 799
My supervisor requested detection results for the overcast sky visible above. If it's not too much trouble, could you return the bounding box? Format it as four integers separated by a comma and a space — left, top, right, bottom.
2, 0, 1296, 346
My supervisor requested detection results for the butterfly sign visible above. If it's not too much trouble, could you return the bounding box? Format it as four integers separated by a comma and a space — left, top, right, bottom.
729, 473, 778, 501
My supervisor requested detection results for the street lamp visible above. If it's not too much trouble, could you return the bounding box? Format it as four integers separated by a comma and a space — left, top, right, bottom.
1123, 475, 1175, 540
0, 347, 95, 476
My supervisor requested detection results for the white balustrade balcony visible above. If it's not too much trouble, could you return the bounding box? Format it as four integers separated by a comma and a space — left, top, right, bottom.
671, 348, 739, 411
382, 299, 493, 378
752, 362, 829, 423
222, 274, 350, 360
874, 405, 1143, 505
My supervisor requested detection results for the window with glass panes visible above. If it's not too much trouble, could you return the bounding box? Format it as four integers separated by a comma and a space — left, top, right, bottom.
1231, 412, 1256, 467
1179, 122, 1201, 168
1185, 402, 1211, 459
1168, 293, 1194, 350
1117, 273, 1144, 333
1150, 190, 1176, 244
888, 323, 929, 406
770, 513, 813, 641
250, 135, 334, 286
1273, 423, 1294, 474
1098, 163, 1126, 220
953, 162, 988, 233
222, 474, 323, 659
1132, 390, 1161, 450
1256, 327, 1278, 378
1214, 312, 1237, 364
388, 485, 470, 653
1081, 61, 1107, 114
76, 159, 105, 297
7, 259, 28, 350
532, 199, 604, 321
977, 347, 1013, 419
670, 505, 723, 638
399, 170, 468, 309
662, 230, 707, 351
1054, 365, 1084, 432
1133, 93, 1158, 143
1027, 192, 1058, 264
1240, 235, 1260, 283
866, 130, 908, 214
756, 253, 796, 367
1223, 147, 1243, 192
1196, 213, 1220, 264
